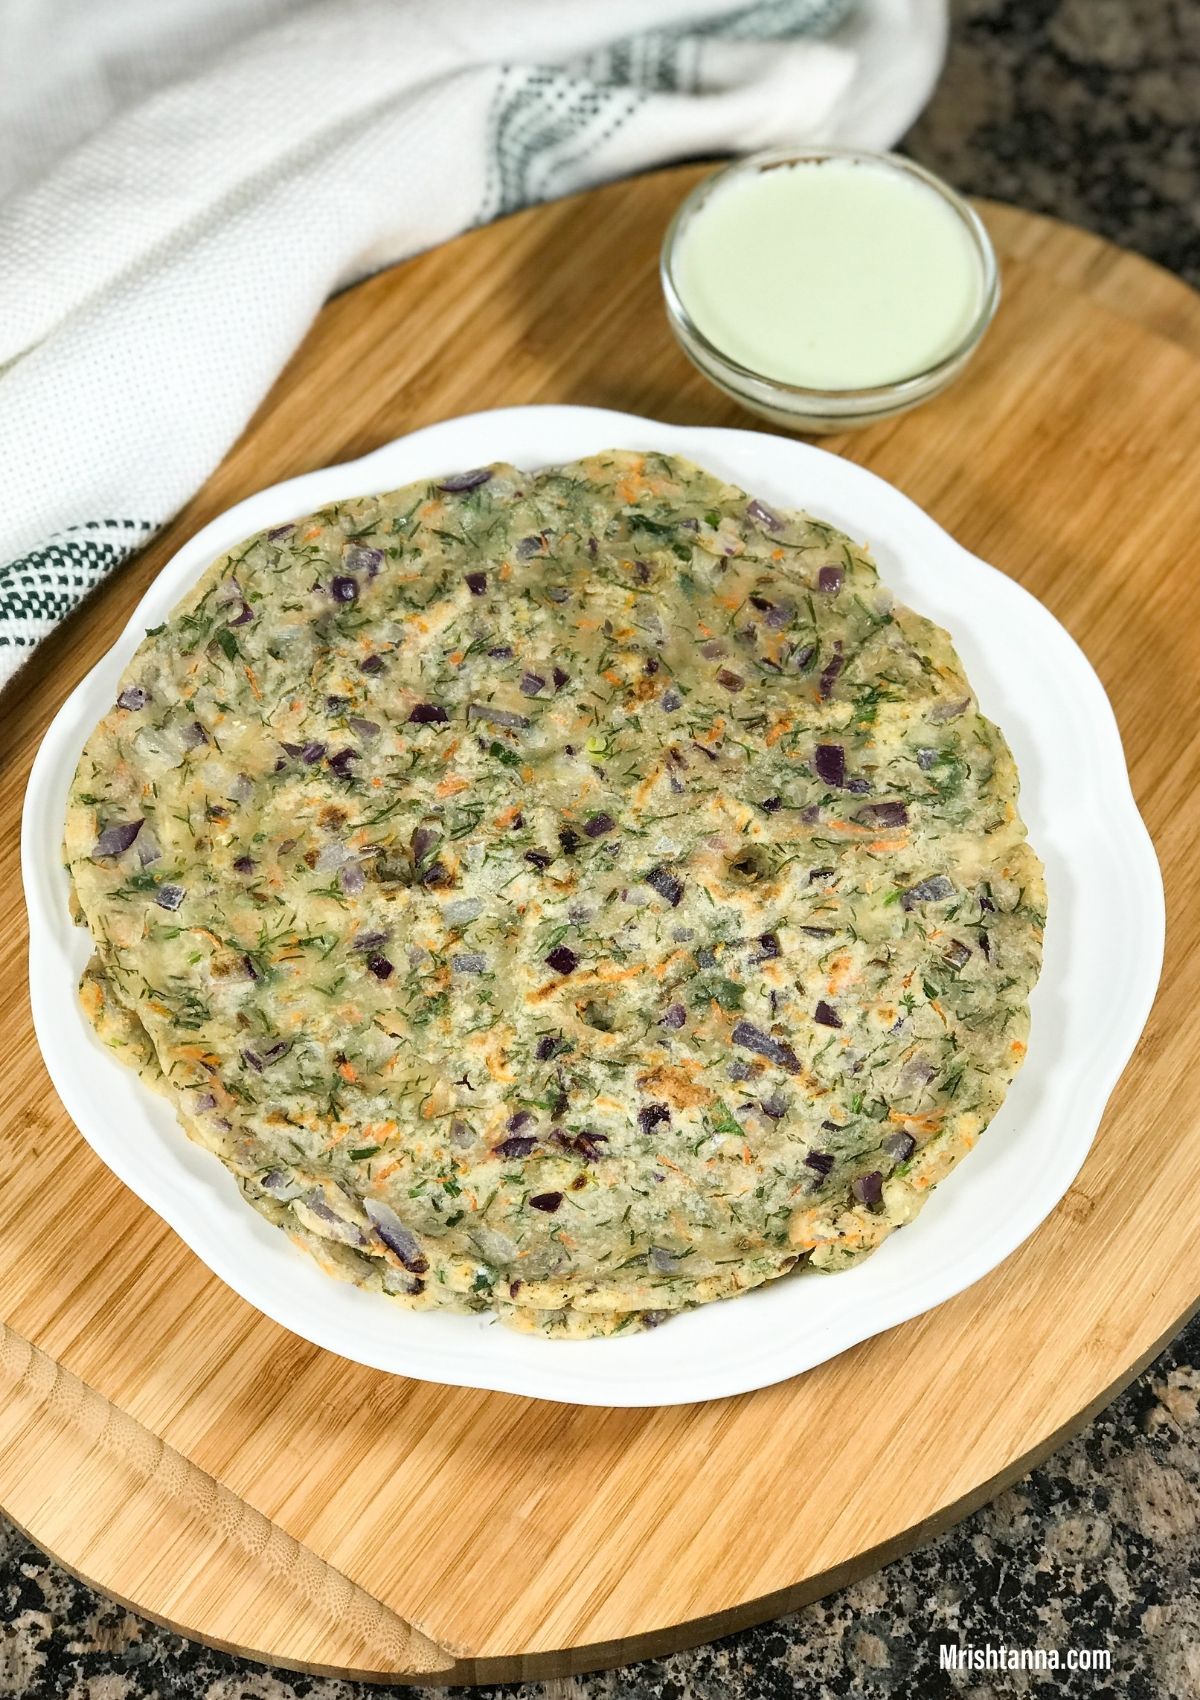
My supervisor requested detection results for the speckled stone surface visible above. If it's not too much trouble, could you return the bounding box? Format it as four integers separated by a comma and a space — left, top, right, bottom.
907, 0, 1200, 286
2, 3, 1198, 1696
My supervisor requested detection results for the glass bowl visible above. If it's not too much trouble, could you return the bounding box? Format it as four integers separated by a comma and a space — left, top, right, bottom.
660, 146, 1000, 434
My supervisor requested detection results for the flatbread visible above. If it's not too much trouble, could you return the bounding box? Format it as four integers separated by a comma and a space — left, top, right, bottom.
66, 451, 1044, 1336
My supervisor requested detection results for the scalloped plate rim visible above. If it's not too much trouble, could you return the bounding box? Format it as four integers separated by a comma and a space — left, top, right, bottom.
23, 405, 1164, 1407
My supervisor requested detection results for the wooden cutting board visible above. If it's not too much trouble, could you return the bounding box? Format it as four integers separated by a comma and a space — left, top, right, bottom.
2, 166, 1199, 1685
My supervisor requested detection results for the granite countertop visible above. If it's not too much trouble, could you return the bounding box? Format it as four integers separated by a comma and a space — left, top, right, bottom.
3, 2, 1197, 1697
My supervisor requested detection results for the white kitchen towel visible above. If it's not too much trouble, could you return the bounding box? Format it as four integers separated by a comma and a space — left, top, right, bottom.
0, 0, 946, 683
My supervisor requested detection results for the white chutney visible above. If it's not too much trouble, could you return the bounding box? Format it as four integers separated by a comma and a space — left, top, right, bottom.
673, 156, 987, 392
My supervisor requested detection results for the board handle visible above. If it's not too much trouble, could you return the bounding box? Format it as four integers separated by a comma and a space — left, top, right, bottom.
0, 1321, 453, 1676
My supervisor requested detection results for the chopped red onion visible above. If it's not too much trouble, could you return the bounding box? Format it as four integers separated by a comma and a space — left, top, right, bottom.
814, 1000, 843, 1028
898, 1055, 936, 1090
116, 685, 149, 710
852, 1171, 884, 1207
883, 1131, 917, 1162
155, 883, 186, 910
745, 497, 784, 532
364, 1198, 428, 1270
495, 1134, 537, 1159
438, 468, 492, 493
467, 702, 530, 729
731, 1020, 801, 1074
902, 874, 955, 908
92, 819, 144, 858
304, 1191, 368, 1247
343, 544, 383, 576
814, 744, 846, 787
243, 1037, 290, 1070
645, 866, 684, 906
409, 703, 448, 724
529, 1191, 563, 1213
750, 594, 794, 630
818, 565, 844, 594
330, 576, 359, 604
638, 1103, 670, 1135
818, 649, 844, 700
545, 945, 578, 975
855, 801, 908, 828
471, 1226, 518, 1265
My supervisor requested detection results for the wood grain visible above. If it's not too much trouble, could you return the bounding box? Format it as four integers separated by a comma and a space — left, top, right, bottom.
1, 167, 1198, 1683
0, 1324, 452, 1678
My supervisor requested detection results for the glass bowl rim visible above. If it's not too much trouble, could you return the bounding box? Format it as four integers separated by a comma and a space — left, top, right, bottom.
660, 145, 1001, 407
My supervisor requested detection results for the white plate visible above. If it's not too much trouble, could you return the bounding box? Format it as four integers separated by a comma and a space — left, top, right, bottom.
23, 406, 1163, 1407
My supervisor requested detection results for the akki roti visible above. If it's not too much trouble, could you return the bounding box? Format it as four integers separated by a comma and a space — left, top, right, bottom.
65, 450, 1044, 1337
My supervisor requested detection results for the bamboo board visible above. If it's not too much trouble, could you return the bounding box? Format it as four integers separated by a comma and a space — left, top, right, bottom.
1, 168, 1198, 1684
